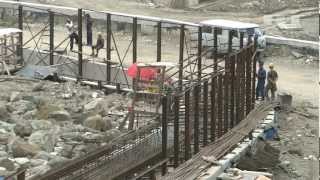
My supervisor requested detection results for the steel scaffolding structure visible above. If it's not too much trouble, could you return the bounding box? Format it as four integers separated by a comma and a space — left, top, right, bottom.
0, 1, 262, 180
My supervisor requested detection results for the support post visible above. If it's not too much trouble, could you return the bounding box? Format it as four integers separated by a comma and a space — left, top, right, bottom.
178, 25, 185, 91
184, 90, 191, 161
78, 8, 83, 79
230, 55, 235, 128
132, 17, 137, 63
224, 57, 230, 133
198, 26, 202, 79
173, 96, 180, 168
210, 76, 216, 142
49, 11, 54, 65
228, 30, 233, 53
157, 22, 161, 62
240, 51, 246, 120
217, 74, 223, 137
213, 27, 218, 71
203, 80, 208, 146
252, 36, 258, 108
235, 54, 241, 124
18, 5, 23, 63
240, 32, 244, 49
245, 49, 252, 115
194, 85, 200, 153
106, 14, 111, 83
161, 96, 168, 175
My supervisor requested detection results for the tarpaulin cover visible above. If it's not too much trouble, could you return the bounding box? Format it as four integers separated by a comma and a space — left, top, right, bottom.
127, 63, 157, 80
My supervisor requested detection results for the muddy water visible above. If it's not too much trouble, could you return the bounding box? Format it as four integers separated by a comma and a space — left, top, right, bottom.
300, 15, 319, 39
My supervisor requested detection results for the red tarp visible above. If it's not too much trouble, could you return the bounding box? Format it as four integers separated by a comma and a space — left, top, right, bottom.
127, 63, 157, 81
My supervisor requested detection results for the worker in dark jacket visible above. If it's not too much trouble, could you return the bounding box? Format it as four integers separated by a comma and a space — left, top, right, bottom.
265, 63, 278, 101
256, 61, 266, 100
86, 14, 93, 46
91, 32, 104, 57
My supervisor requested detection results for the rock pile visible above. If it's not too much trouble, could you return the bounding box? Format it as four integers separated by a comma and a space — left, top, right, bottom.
0, 77, 129, 178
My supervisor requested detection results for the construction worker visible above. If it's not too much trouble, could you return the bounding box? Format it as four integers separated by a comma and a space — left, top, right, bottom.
256, 61, 266, 100
91, 32, 104, 57
265, 63, 278, 101
65, 19, 79, 51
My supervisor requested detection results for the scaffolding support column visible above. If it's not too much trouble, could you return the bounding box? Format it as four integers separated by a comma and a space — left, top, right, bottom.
194, 85, 200, 153
78, 8, 83, 79
18, 5, 23, 62
184, 90, 191, 161
198, 26, 202, 79
213, 27, 218, 71
132, 17, 137, 63
106, 14, 111, 83
161, 96, 168, 175
245, 48, 252, 115
217, 74, 223, 137
210, 76, 216, 142
173, 95, 180, 168
178, 24, 185, 91
252, 36, 258, 109
157, 22, 161, 62
203, 80, 208, 146
230, 55, 235, 128
49, 11, 54, 65
240, 32, 244, 49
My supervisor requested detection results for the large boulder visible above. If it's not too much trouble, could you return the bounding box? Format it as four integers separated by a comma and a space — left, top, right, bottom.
0, 103, 9, 120
0, 158, 15, 171
48, 156, 69, 168
33, 151, 56, 161
83, 115, 106, 131
10, 92, 21, 102
14, 121, 33, 137
104, 129, 122, 142
48, 110, 71, 121
84, 98, 109, 116
27, 164, 51, 179
11, 139, 41, 157
30, 120, 53, 131
28, 128, 59, 152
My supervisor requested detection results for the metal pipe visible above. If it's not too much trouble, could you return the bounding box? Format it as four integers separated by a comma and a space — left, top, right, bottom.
240, 32, 244, 49
18, 5, 23, 63
78, 8, 83, 79
217, 74, 223, 137
49, 11, 54, 65
213, 27, 218, 71
194, 85, 200, 153
178, 24, 185, 92
132, 17, 137, 63
224, 57, 230, 133
157, 22, 161, 62
198, 26, 202, 80
210, 76, 216, 142
106, 14, 111, 83
184, 90, 191, 160
203, 81, 208, 146
230, 55, 235, 128
173, 95, 180, 168
161, 96, 168, 175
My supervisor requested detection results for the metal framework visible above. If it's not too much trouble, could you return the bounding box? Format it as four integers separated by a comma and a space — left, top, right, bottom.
0, 1, 260, 180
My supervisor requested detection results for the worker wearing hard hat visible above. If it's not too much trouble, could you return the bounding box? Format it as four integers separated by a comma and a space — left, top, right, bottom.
256, 61, 266, 100
265, 63, 278, 101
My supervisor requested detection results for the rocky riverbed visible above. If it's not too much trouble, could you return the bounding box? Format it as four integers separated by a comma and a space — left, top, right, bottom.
0, 76, 131, 178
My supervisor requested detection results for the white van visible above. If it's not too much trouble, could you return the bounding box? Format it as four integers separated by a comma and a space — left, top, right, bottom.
191, 19, 266, 54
